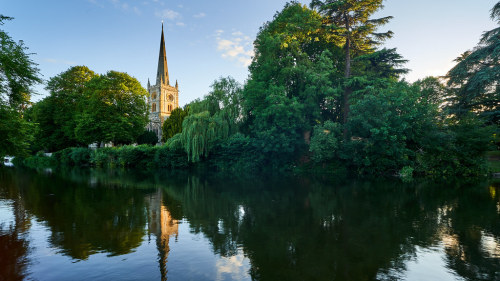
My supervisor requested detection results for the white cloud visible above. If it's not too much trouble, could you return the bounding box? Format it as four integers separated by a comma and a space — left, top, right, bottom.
193, 12, 206, 18
216, 30, 254, 67
216, 253, 251, 281
176, 22, 185, 27
155, 9, 180, 20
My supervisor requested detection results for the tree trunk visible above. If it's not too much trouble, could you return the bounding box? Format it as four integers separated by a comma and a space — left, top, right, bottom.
343, 13, 351, 138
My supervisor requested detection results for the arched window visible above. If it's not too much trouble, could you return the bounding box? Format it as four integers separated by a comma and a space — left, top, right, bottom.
168, 104, 172, 112
152, 103, 156, 112
152, 93, 157, 100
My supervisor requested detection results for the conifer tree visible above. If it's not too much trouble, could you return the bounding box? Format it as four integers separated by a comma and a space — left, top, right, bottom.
446, 2, 500, 124
309, 0, 393, 127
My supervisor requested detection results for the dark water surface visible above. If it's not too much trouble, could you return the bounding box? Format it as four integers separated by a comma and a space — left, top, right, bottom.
0, 167, 499, 281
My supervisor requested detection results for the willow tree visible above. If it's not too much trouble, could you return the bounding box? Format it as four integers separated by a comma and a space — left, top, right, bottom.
446, 2, 500, 124
179, 77, 242, 162
310, 0, 393, 127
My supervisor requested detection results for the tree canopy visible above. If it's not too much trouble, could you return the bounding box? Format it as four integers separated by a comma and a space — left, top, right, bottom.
162, 107, 187, 143
30, 66, 97, 151
75, 71, 149, 146
446, 3, 500, 124
0, 15, 41, 158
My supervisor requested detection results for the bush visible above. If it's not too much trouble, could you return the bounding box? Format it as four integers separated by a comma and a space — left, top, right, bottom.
137, 130, 158, 145
90, 147, 118, 167
310, 121, 342, 163
154, 145, 189, 169
208, 133, 265, 172
117, 145, 156, 168
70, 147, 91, 166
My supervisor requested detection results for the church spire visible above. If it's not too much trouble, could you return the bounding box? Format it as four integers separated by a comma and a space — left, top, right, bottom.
156, 22, 169, 85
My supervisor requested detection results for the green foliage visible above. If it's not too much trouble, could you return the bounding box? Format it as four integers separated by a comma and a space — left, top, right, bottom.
353, 48, 408, 79
208, 133, 265, 172
0, 15, 41, 107
399, 166, 414, 182
0, 15, 41, 158
415, 116, 493, 177
154, 145, 189, 169
75, 71, 149, 145
90, 147, 118, 167
162, 107, 187, 142
446, 3, 500, 124
136, 130, 158, 145
310, 0, 393, 126
0, 104, 34, 157
310, 0, 393, 56
24, 145, 189, 170
179, 77, 243, 162
30, 66, 97, 151
243, 3, 343, 165
19, 152, 56, 168
346, 80, 438, 174
310, 121, 342, 162
69, 147, 92, 166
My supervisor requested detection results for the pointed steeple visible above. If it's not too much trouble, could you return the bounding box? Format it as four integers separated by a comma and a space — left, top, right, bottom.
156, 22, 169, 86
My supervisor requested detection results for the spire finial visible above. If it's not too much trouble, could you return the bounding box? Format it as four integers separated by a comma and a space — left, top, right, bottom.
156, 22, 169, 86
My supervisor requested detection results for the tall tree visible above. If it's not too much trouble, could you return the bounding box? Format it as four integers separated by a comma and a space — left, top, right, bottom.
310, 0, 393, 127
75, 71, 148, 146
446, 2, 500, 124
243, 3, 343, 166
0, 15, 41, 157
31, 66, 97, 151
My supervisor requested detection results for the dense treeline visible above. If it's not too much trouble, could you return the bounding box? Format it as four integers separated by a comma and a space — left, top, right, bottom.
25, 66, 150, 152
3, 1, 500, 177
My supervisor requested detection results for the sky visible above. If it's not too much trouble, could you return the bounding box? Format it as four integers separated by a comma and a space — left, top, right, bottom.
2, 0, 498, 106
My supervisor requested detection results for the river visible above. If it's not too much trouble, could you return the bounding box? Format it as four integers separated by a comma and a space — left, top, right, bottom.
0, 166, 499, 280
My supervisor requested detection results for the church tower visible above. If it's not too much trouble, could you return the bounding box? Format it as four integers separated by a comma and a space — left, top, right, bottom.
147, 23, 179, 142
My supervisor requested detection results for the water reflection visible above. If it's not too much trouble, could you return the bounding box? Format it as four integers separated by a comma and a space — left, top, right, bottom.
0, 167, 499, 280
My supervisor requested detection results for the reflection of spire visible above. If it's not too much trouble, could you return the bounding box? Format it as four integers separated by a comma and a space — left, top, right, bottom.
147, 189, 178, 281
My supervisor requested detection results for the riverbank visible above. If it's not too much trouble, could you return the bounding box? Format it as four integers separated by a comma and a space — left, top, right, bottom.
14, 145, 496, 179
487, 151, 500, 176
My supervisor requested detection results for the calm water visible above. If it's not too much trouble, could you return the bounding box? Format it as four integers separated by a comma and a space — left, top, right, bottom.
0, 167, 499, 281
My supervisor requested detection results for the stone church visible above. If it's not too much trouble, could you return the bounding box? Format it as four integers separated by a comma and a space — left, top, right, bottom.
147, 23, 179, 142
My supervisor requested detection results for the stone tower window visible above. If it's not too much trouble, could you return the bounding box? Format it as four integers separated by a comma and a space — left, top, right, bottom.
168, 104, 172, 112
152, 93, 157, 100
152, 103, 157, 112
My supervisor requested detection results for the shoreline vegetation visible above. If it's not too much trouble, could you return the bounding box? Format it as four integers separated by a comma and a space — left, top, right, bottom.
2, 2, 500, 179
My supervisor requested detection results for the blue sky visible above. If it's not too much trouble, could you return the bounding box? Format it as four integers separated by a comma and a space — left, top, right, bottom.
3, 0, 498, 106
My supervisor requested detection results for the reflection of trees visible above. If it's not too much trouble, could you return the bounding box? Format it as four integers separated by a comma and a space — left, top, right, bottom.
160, 175, 500, 281
439, 182, 500, 280
0, 225, 29, 281
0, 167, 32, 281
1, 167, 152, 260
2, 166, 500, 280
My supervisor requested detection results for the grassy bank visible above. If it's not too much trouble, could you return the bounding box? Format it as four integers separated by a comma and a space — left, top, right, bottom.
18, 145, 189, 170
